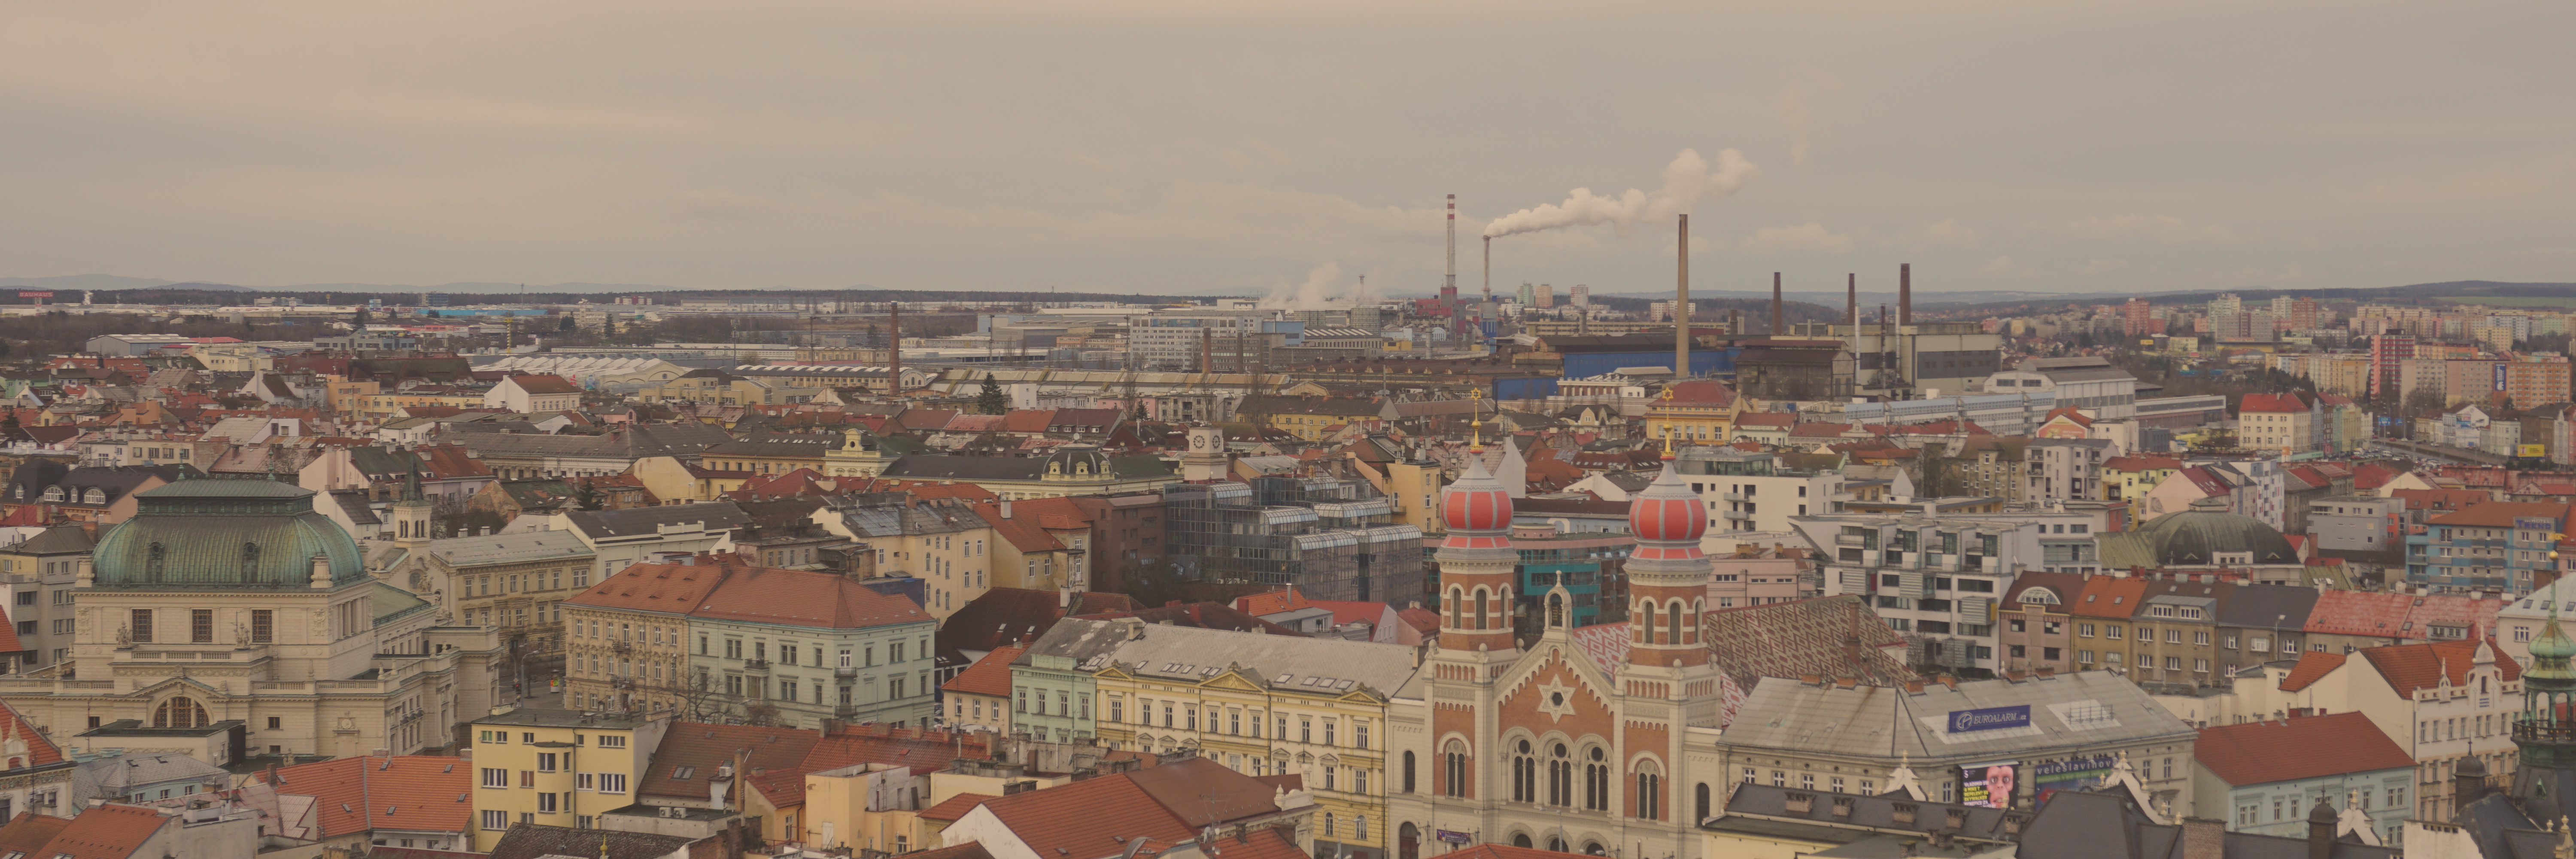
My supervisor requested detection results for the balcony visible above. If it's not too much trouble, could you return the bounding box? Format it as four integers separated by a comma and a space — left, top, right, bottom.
744, 659, 772, 672
1834, 534, 1865, 547
835, 704, 860, 719
611, 676, 635, 689
611, 641, 633, 655
1722, 510, 1753, 521
835, 666, 858, 679
2516, 720, 2576, 744
1722, 492, 1747, 503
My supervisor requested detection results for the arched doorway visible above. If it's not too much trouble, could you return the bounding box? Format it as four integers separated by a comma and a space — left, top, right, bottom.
1546, 837, 1566, 853
1510, 834, 1532, 849
1398, 823, 1418, 859
1583, 843, 1605, 856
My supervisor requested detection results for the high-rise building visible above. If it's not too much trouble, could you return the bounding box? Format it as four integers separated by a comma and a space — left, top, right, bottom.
1516, 282, 1537, 307
2369, 333, 2416, 399
1535, 283, 1555, 308
2123, 299, 2155, 336
1571, 285, 1590, 306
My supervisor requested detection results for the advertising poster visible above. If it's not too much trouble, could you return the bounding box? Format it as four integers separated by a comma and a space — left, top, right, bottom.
2032, 756, 2118, 806
1958, 763, 2017, 809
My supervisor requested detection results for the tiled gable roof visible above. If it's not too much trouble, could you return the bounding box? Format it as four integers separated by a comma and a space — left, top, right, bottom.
917, 792, 996, 821
27, 804, 169, 859
251, 755, 472, 838
2358, 637, 2519, 696
2196, 711, 2413, 787
637, 723, 819, 801
689, 567, 932, 631
2068, 577, 2148, 619
941, 645, 1028, 698
562, 560, 737, 616
2276, 651, 2345, 692
2427, 501, 2571, 528
1233, 588, 1312, 617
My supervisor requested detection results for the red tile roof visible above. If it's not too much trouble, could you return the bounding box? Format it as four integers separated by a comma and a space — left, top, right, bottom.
1788, 422, 1853, 438
972, 768, 1190, 857
2276, 651, 2345, 692
2103, 455, 2182, 472
638, 723, 817, 802
2238, 393, 2311, 414
2427, 501, 2572, 529
1735, 412, 1797, 428
2391, 488, 2491, 513
2353, 463, 2401, 490
1233, 588, 1312, 617
2042, 407, 2094, 427
26, 804, 170, 859
505, 374, 583, 394
1001, 410, 1057, 433
250, 755, 472, 838
970, 503, 1067, 555
941, 645, 1028, 698
2194, 711, 2412, 786
1659, 380, 1736, 406
2069, 577, 2148, 619
2303, 590, 2503, 640
688, 566, 933, 631
918, 792, 997, 821
1397, 606, 1441, 634
0, 812, 73, 858
563, 560, 741, 616
2359, 637, 2520, 695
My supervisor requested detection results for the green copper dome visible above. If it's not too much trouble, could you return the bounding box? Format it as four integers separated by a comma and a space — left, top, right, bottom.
90, 478, 367, 590
2131, 496, 2300, 567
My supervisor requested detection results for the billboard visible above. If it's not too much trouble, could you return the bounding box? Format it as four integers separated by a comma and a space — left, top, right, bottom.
1946, 705, 2031, 733
1958, 763, 2017, 809
2496, 363, 2509, 392
2520, 444, 2548, 459
2032, 755, 2118, 806
15, 291, 52, 299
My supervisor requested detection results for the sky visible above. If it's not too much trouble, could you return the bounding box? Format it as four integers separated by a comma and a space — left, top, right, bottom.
4, 1, 2573, 299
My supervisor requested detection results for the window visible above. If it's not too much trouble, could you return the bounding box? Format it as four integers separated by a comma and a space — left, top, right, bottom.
481, 810, 508, 830
597, 773, 628, 794
191, 609, 213, 643
130, 609, 152, 643
1355, 722, 1370, 749
481, 768, 507, 788
596, 735, 626, 749
267, 717, 281, 730
251, 610, 272, 643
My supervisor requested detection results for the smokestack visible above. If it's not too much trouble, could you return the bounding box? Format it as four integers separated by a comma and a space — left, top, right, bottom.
887, 303, 902, 396
1483, 235, 1492, 302
1847, 274, 1857, 326
1200, 327, 1213, 375
1899, 263, 1912, 326
1445, 195, 1457, 296
1771, 272, 1784, 336
1675, 214, 1689, 382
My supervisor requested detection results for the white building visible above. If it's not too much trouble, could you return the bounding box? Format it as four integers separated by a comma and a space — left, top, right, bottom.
1983, 356, 2139, 419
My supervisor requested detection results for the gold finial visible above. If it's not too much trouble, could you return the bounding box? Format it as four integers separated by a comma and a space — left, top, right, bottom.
1469, 387, 1485, 452
1661, 423, 1677, 461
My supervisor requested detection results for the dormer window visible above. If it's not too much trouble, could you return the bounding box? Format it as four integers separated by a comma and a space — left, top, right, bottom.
39, 487, 61, 503
83, 489, 103, 505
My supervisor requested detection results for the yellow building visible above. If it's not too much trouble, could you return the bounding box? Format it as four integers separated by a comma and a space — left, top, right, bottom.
2103, 454, 2182, 503
1643, 379, 1744, 444
700, 433, 843, 477
810, 496, 996, 619
361, 387, 488, 419
467, 708, 671, 851
323, 375, 380, 415
1246, 395, 1385, 442
638, 371, 831, 406
1074, 619, 1416, 859
802, 756, 1062, 855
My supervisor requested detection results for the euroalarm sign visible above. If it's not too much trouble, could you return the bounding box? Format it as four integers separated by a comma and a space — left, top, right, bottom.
1947, 705, 2032, 733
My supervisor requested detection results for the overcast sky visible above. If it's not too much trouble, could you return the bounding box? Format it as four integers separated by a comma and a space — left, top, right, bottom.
5, 1, 2572, 299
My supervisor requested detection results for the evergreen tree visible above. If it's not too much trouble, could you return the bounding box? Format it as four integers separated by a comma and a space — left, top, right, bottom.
976, 373, 1008, 414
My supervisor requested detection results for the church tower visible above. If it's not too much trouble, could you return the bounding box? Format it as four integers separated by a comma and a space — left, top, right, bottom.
2508, 604, 2576, 821
390, 462, 433, 548
1420, 450, 1522, 808
1625, 464, 1709, 669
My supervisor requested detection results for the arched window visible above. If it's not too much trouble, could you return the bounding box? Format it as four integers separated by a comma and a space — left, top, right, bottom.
1511, 739, 1537, 803
152, 697, 209, 729
1546, 837, 1566, 852
1584, 747, 1610, 810
85, 488, 104, 504
1510, 835, 1532, 849
1547, 593, 1564, 628
1547, 742, 1572, 807
1668, 602, 1685, 645
1446, 588, 1462, 630
1695, 781, 1712, 822
1402, 751, 1416, 794
1443, 740, 1469, 798
1475, 588, 1490, 631
146, 542, 167, 582
1634, 760, 1663, 821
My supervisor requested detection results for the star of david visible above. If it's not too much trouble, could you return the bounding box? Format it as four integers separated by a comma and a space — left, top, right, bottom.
1535, 677, 1578, 723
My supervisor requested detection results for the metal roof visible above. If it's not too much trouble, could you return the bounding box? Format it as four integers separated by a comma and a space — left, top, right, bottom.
1016, 617, 1417, 694
428, 530, 598, 568
1723, 670, 2194, 762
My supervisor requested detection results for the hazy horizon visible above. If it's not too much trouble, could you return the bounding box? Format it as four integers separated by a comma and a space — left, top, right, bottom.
6, 2, 2572, 300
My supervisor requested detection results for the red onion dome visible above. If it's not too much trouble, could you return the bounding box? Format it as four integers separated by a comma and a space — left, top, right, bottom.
1627, 466, 1707, 544
1442, 457, 1514, 533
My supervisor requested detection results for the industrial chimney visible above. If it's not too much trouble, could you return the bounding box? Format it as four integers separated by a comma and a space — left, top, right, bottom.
1771, 272, 1784, 336
1444, 195, 1458, 300
1899, 263, 1913, 326
887, 303, 903, 396
1674, 214, 1689, 382
1846, 274, 1857, 326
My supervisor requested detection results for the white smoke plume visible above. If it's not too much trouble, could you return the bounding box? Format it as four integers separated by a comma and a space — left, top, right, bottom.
1481, 148, 1760, 239
1257, 261, 1383, 310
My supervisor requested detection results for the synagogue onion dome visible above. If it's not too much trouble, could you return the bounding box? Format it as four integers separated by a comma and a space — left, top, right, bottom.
1440, 457, 1515, 551
90, 478, 367, 590
1626, 466, 1707, 563
2129, 496, 2300, 567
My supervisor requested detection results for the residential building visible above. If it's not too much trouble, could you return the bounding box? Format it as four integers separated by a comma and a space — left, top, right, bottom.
465, 708, 672, 852
2238, 392, 2318, 455
485, 374, 585, 414
937, 758, 1316, 859
1995, 572, 2085, 676
938, 645, 1025, 735
2191, 712, 2414, 841
1075, 619, 1417, 859
0, 525, 94, 673
2309, 495, 2403, 553
2101, 454, 2181, 504
0, 803, 258, 859
685, 565, 938, 729
2406, 501, 2572, 593
873, 446, 1179, 501
0, 478, 502, 763
699, 432, 845, 476
811, 493, 995, 618
1644, 379, 1743, 444
247, 754, 474, 852
376, 528, 596, 652
556, 501, 750, 585
1796, 504, 2081, 674
1672, 447, 1844, 534
1242, 395, 1389, 442
2026, 438, 2118, 506
1162, 477, 1423, 605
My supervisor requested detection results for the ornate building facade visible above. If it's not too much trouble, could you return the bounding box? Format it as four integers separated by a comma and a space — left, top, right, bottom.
1387, 455, 1724, 859
0, 478, 501, 763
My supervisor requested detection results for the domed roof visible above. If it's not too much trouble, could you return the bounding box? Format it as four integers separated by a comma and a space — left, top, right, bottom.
1628, 466, 1706, 544
91, 478, 366, 590
2132, 496, 2299, 567
1043, 445, 1112, 478
1443, 457, 1513, 533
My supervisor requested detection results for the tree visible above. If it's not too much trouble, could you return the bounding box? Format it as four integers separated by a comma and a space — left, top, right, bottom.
558, 314, 575, 332
975, 374, 1008, 414
2404, 385, 2446, 418
576, 483, 605, 511
353, 306, 370, 326
1119, 558, 1191, 609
